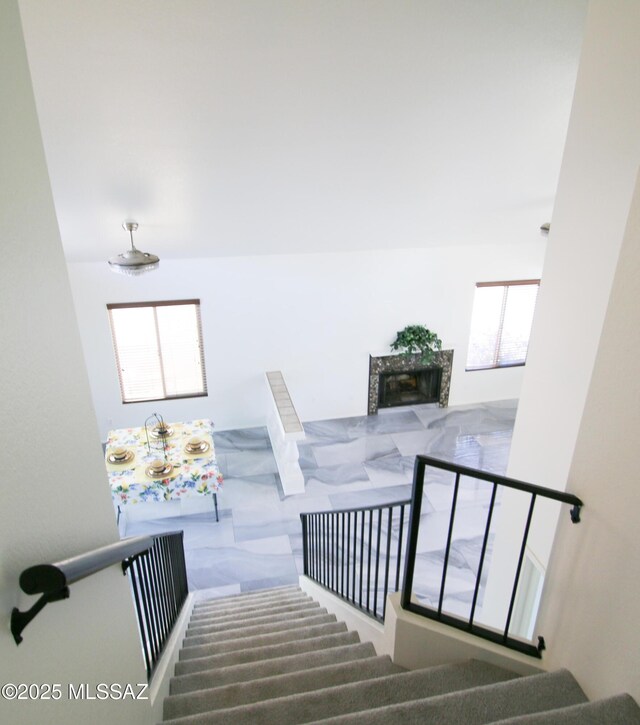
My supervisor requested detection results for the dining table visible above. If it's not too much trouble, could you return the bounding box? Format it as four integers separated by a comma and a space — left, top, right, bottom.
105, 418, 223, 522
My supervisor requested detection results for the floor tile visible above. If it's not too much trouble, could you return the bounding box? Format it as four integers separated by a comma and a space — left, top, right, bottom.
312, 434, 399, 467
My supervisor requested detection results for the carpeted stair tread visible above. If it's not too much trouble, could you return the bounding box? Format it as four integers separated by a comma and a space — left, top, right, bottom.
191, 595, 310, 619
189, 599, 317, 626
192, 585, 299, 605
164, 654, 403, 719
304, 669, 587, 725
170, 641, 378, 696
174, 630, 361, 676
180, 621, 348, 660
185, 604, 328, 637
489, 693, 640, 724
184, 612, 336, 647
191, 589, 307, 614
192, 585, 300, 609
161, 659, 520, 724
186, 602, 322, 635
184, 612, 337, 647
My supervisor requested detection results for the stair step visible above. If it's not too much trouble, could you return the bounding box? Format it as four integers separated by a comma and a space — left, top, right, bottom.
191, 588, 306, 615
488, 693, 640, 724
192, 585, 300, 609
164, 654, 402, 719
187, 600, 320, 632
305, 669, 587, 725
169, 642, 376, 695
180, 621, 347, 661
174, 630, 361, 676
183, 612, 336, 647
190, 597, 318, 626
170, 641, 378, 696
185, 604, 327, 638
162, 659, 518, 724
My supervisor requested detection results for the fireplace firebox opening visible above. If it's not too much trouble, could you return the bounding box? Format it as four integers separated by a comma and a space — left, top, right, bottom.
378, 368, 442, 409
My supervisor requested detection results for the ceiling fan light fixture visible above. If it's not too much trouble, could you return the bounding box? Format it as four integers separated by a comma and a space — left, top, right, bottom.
108, 221, 160, 276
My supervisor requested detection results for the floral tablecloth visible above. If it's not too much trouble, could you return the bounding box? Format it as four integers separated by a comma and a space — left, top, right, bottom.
105, 419, 223, 505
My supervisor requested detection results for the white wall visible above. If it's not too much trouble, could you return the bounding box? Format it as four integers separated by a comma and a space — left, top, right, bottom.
482, 0, 640, 658
0, 3, 150, 722
537, 167, 640, 702
507, 0, 640, 490
67, 241, 545, 440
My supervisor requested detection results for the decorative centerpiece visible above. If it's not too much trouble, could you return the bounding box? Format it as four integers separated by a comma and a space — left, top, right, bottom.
390, 324, 442, 365
150, 422, 173, 438
144, 413, 171, 460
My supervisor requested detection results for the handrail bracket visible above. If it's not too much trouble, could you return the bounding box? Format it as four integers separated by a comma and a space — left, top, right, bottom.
11, 587, 70, 645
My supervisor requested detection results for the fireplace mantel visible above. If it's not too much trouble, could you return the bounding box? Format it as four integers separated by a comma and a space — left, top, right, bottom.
368, 350, 454, 415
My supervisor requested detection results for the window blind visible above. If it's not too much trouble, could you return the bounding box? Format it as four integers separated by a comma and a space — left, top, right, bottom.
466, 281, 540, 370
107, 300, 207, 403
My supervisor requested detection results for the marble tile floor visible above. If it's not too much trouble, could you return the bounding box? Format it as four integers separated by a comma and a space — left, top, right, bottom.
121, 400, 518, 615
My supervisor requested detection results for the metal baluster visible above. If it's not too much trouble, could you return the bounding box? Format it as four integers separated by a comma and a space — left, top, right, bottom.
469, 483, 498, 628
504, 494, 537, 640
383, 506, 393, 620
373, 508, 382, 618
359, 511, 365, 607
366, 509, 373, 613
402, 457, 426, 610
395, 504, 406, 592
341, 512, 345, 597
302, 515, 309, 576
345, 511, 355, 599
438, 472, 461, 617
310, 515, 316, 580
352, 511, 358, 604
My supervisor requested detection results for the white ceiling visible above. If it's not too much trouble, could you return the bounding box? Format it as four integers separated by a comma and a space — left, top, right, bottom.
19, 0, 587, 263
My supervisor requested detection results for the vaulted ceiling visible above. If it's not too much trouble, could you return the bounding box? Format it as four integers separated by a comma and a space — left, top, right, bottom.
19, 0, 587, 263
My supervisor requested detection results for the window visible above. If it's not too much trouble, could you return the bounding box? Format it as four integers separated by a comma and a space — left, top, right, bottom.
466, 280, 540, 371
107, 300, 207, 403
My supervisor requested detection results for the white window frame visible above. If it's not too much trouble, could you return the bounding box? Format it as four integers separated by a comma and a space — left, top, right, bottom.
466, 280, 540, 371
107, 299, 208, 404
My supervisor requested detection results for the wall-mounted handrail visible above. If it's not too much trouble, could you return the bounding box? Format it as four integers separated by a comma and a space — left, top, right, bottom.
301, 499, 412, 622
401, 455, 584, 658
11, 529, 188, 672
17, 534, 158, 596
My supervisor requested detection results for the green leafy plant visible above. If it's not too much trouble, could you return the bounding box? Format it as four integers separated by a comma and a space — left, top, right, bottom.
390, 325, 442, 365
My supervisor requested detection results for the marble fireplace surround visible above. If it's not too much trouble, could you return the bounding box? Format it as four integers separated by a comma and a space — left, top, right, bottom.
368, 350, 454, 415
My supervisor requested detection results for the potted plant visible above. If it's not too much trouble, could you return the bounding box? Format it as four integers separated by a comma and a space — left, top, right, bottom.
390, 325, 442, 365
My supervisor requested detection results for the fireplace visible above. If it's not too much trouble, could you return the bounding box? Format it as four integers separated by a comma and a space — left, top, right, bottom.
368, 350, 453, 415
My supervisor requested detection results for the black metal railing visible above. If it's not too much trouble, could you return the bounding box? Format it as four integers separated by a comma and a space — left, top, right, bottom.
301, 500, 411, 622
12, 530, 188, 680
123, 531, 188, 679
401, 455, 583, 658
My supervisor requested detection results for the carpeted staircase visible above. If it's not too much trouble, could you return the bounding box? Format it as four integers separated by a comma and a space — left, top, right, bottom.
161, 586, 640, 724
